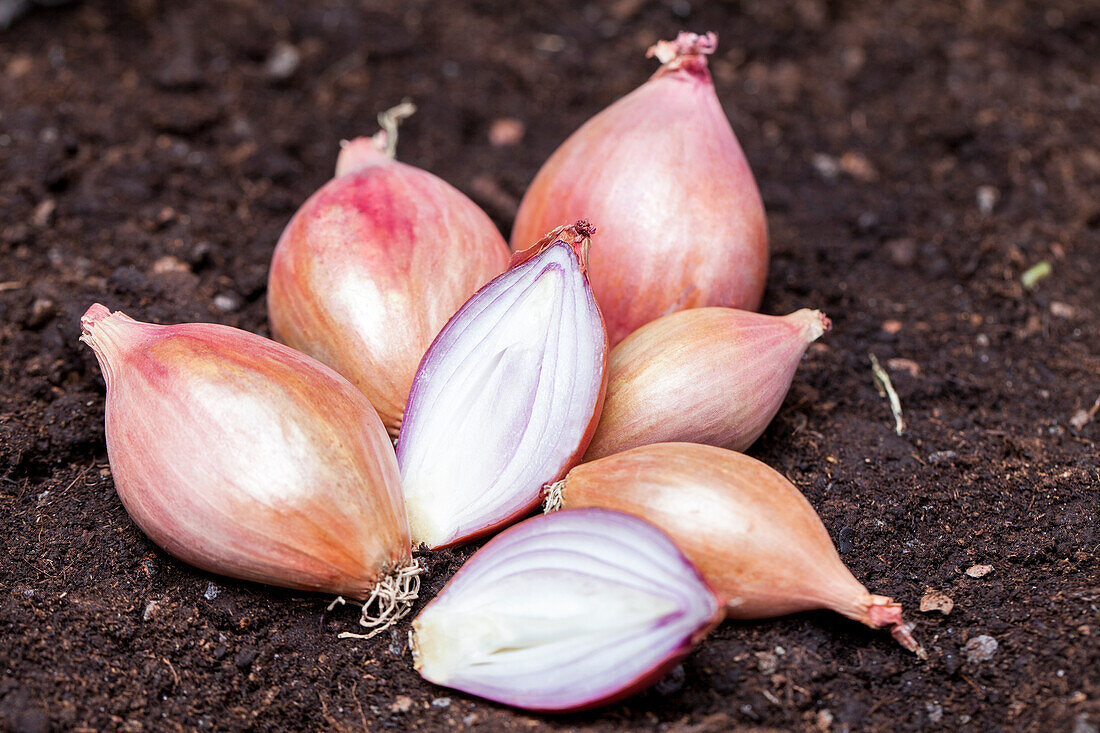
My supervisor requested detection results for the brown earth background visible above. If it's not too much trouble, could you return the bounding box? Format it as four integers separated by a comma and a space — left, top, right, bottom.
0, 1, 1097, 731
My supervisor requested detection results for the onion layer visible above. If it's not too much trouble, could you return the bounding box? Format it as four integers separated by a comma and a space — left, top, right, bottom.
268, 105, 510, 436
584, 307, 830, 460
511, 32, 767, 345
80, 304, 419, 634
397, 223, 608, 549
547, 443, 921, 653
411, 508, 722, 712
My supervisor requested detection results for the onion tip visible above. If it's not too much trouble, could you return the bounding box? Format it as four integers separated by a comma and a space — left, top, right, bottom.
866, 596, 924, 656
791, 308, 832, 343
335, 99, 417, 176
508, 220, 596, 273
646, 31, 718, 70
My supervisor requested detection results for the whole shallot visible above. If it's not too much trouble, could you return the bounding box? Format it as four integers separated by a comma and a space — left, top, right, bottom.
512, 32, 767, 344
546, 443, 921, 653
80, 304, 420, 635
584, 307, 830, 460
268, 103, 510, 436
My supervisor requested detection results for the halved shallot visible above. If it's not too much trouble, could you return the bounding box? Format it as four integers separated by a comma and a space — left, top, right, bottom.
511, 32, 768, 344
397, 222, 608, 549
80, 304, 420, 635
546, 443, 921, 654
268, 103, 510, 436
584, 307, 830, 460
411, 508, 723, 711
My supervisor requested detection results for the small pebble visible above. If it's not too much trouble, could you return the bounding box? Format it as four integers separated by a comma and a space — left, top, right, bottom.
203, 582, 221, 600
25, 298, 56, 329
488, 117, 525, 147
153, 255, 190, 275
976, 185, 999, 215
265, 42, 300, 80
143, 600, 161, 621
812, 153, 839, 181
928, 450, 957, 465
926, 701, 944, 724
31, 198, 56, 227
920, 588, 954, 615
755, 651, 778, 674
390, 695, 413, 713
963, 634, 998, 663
213, 292, 241, 312
965, 564, 992, 578
431, 697, 451, 708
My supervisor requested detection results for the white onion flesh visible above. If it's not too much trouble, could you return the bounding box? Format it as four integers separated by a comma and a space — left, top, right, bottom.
411, 509, 721, 711
397, 239, 606, 549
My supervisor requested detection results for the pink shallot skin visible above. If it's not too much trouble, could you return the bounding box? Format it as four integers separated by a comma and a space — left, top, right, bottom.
511, 32, 768, 345
81, 305, 412, 599
268, 136, 510, 436
555, 443, 921, 653
584, 307, 830, 460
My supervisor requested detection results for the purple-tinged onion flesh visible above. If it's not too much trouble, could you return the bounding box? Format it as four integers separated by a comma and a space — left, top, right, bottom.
410, 508, 723, 712
396, 223, 608, 549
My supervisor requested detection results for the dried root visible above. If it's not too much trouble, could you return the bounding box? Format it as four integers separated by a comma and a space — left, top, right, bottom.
542, 480, 565, 513
336, 559, 424, 640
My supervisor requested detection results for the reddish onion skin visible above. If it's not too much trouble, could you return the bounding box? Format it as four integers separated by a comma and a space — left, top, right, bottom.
549, 444, 921, 653
584, 307, 830, 460
80, 304, 414, 601
268, 134, 510, 436
511, 32, 767, 345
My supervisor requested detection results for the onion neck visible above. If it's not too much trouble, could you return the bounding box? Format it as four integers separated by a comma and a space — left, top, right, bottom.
79, 303, 137, 392
335, 100, 417, 177
647, 31, 717, 81
840, 592, 924, 657
509, 220, 594, 273
788, 308, 832, 343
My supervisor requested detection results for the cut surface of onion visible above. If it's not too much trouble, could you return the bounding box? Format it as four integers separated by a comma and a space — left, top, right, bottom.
397, 223, 608, 549
411, 508, 722, 711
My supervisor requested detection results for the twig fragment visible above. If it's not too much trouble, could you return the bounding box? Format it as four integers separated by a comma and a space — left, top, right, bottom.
869, 353, 904, 435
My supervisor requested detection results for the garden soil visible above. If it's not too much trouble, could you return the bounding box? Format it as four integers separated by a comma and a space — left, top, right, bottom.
0, 1, 1097, 730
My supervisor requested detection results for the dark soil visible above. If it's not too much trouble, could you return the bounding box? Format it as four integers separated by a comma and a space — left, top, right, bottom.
1, 1, 1097, 730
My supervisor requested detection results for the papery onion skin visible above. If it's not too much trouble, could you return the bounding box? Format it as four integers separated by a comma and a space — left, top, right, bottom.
397, 222, 608, 550
584, 307, 830, 460
410, 508, 723, 712
268, 129, 510, 436
511, 31, 767, 345
80, 304, 414, 600
549, 443, 921, 653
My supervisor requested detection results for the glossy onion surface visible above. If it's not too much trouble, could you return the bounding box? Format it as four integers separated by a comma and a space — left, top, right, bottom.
269, 133, 509, 435
585, 307, 829, 459
550, 443, 920, 652
512, 32, 767, 345
80, 304, 413, 600
411, 508, 722, 711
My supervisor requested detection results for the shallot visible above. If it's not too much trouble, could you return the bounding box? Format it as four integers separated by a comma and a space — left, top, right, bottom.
411, 508, 722, 711
80, 304, 420, 635
546, 443, 921, 653
397, 222, 608, 549
584, 307, 830, 460
268, 103, 510, 436
511, 32, 767, 345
